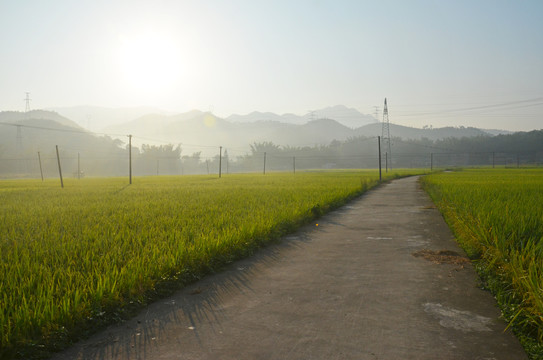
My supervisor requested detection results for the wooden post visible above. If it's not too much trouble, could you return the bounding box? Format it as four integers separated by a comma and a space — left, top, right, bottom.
293, 156, 296, 174
378, 136, 382, 182
263, 152, 267, 175
492, 152, 495, 168
37, 151, 44, 181
55, 145, 64, 188
128, 135, 132, 184
219, 146, 222, 178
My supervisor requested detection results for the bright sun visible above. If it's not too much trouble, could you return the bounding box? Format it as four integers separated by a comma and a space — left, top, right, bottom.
117, 30, 183, 94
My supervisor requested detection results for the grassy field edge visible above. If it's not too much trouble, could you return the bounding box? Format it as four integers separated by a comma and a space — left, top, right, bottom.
420, 171, 543, 359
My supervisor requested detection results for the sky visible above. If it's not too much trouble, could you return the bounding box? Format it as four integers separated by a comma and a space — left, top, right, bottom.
1, 0, 542, 131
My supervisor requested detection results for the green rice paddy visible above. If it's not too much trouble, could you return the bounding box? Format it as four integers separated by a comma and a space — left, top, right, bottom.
0, 170, 420, 358
421, 169, 543, 357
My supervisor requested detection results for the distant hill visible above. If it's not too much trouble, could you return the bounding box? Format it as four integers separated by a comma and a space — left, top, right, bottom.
48, 106, 174, 132
480, 128, 513, 136
1, 110, 537, 178
315, 105, 377, 128
227, 111, 303, 124
353, 123, 490, 141
1, 108, 506, 158
0, 111, 123, 157
226, 105, 376, 128
0, 111, 128, 178
104, 112, 359, 151
0, 110, 82, 129
101, 110, 498, 157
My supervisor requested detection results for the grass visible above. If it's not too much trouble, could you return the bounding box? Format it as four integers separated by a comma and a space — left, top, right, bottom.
0, 169, 425, 358
421, 169, 543, 358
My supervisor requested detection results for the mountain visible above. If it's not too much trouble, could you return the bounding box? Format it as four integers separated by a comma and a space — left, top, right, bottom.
4, 107, 501, 158
315, 105, 377, 128
101, 109, 496, 158
480, 128, 513, 136
0, 111, 129, 178
353, 123, 489, 141
2, 109, 531, 178
0, 111, 122, 155
0, 110, 82, 129
47, 106, 173, 132
103, 111, 355, 150
226, 105, 376, 128
227, 111, 302, 124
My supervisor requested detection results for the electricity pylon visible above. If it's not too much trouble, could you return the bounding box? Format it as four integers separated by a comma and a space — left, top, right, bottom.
381, 98, 392, 170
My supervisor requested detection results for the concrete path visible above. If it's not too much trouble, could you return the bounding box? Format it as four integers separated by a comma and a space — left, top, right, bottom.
52, 176, 527, 360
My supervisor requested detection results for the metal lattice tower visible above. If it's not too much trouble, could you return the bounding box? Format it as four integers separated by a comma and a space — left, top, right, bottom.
24, 92, 31, 114
373, 106, 380, 122
381, 98, 392, 168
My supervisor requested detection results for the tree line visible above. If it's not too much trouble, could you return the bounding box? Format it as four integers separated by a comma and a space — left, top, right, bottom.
1, 128, 542, 178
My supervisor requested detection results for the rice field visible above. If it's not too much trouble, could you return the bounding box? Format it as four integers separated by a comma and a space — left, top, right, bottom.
421, 169, 543, 356
0, 170, 423, 358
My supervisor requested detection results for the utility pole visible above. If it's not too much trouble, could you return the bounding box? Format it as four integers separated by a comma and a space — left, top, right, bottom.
37, 151, 44, 181
263, 152, 267, 175
219, 146, 222, 178
128, 135, 132, 184
378, 136, 382, 182
492, 152, 495, 168
55, 145, 64, 188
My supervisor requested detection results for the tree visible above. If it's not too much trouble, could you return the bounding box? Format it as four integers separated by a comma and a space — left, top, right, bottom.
137, 144, 182, 175
182, 151, 203, 174
250, 141, 281, 155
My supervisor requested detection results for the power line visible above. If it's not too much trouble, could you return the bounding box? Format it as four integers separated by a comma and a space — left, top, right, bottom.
0, 121, 127, 137
395, 97, 543, 117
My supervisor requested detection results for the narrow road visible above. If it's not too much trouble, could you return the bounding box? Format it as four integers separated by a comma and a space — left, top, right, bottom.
52, 176, 527, 360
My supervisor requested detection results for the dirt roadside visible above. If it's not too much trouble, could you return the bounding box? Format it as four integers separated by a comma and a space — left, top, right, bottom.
51, 176, 527, 360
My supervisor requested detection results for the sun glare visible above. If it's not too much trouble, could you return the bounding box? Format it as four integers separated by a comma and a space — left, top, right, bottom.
117, 30, 183, 94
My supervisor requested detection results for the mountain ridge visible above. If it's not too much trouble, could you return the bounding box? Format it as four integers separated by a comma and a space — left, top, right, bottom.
0, 108, 515, 159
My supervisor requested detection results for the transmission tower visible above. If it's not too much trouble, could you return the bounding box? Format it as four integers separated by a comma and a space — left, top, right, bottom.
381, 98, 392, 169
24, 92, 32, 113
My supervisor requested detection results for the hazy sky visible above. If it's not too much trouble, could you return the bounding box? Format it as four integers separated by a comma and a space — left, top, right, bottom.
1, 0, 542, 130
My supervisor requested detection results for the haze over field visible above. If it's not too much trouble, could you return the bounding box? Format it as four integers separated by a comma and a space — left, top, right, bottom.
0, 0, 542, 132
